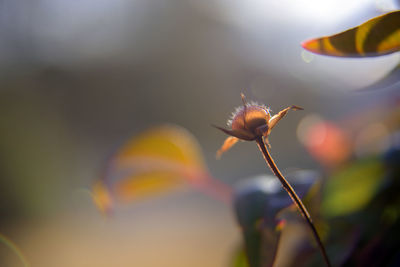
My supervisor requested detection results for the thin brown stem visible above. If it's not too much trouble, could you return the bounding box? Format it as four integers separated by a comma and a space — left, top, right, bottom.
255, 137, 332, 267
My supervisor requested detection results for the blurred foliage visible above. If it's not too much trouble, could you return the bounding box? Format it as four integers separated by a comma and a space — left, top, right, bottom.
93, 124, 231, 214
231, 146, 400, 267
232, 248, 250, 267
322, 158, 384, 218
232, 171, 321, 267
333, 143, 400, 266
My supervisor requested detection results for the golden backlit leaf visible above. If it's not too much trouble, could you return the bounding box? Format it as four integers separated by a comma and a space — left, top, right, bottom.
115, 124, 206, 174
93, 124, 231, 209
111, 124, 208, 200
115, 172, 183, 202
302, 11, 400, 57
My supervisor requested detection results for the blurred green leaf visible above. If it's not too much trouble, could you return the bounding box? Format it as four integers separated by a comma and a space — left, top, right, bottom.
302, 11, 400, 57
322, 158, 384, 218
231, 248, 249, 267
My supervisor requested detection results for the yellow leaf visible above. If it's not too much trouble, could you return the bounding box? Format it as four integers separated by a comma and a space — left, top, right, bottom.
115, 172, 184, 202
112, 124, 208, 201
94, 124, 231, 205
115, 124, 207, 178
302, 11, 400, 57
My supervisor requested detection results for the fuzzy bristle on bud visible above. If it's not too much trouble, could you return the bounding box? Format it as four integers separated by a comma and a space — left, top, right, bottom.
227, 103, 270, 126
230, 104, 270, 132
215, 94, 303, 156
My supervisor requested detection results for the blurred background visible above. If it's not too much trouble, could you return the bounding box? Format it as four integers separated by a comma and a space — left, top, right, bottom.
1, 0, 400, 266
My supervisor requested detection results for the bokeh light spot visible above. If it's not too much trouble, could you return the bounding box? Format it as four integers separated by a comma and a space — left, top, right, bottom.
301, 50, 314, 63
297, 115, 352, 167
297, 114, 324, 146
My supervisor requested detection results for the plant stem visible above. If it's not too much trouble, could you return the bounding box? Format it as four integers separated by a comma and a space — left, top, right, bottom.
255, 136, 332, 267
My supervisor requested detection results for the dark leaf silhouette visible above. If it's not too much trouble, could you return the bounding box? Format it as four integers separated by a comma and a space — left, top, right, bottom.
233, 171, 320, 267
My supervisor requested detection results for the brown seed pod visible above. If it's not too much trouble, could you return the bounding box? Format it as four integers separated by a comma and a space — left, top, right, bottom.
214, 94, 303, 158
231, 104, 270, 137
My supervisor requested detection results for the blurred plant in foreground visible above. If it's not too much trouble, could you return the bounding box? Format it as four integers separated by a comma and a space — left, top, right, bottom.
232, 171, 323, 267
298, 101, 400, 266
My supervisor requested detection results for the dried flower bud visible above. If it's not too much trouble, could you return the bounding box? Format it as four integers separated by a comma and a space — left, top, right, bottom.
230, 103, 271, 139
214, 94, 302, 158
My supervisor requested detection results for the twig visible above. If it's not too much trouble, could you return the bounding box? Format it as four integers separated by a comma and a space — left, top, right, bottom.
255, 136, 332, 267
